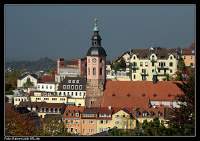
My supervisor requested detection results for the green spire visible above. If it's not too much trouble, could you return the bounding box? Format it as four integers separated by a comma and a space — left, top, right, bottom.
93, 17, 99, 31
152, 71, 157, 76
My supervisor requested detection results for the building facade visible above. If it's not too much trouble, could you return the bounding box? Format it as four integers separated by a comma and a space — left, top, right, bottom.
181, 42, 195, 68
115, 47, 179, 81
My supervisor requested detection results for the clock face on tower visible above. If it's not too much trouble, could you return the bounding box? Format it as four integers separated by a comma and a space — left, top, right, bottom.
92, 58, 97, 63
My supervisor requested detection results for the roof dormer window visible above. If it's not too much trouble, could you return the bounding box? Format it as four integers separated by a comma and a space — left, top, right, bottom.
68, 80, 71, 83
192, 50, 194, 54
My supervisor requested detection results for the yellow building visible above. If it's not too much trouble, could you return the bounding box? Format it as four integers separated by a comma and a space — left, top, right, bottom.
115, 47, 179, 81
14, 96, 29, 106
30, 91, 85, 106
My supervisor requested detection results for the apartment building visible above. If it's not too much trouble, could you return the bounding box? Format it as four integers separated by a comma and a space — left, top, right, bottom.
115, 47, 179, 81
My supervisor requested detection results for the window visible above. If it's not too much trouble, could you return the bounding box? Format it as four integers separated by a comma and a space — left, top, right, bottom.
93, 67, 96, 75
100, 120, 103, 124
115, 121, 120, 125
75, 85, 78, 90
46, 85, 48, 89
89, 121, 94, 125
134, 75, 136, 79
83, 120, 85, 124
169, 62, 173, 67
190, 63, 194, 67
67, 85, 70, 89
83, 129, 85, 133
152, 55, 155, 60
133, 56, 136, 59
71, 92, 73, 96
76, 80, 79, 83
63, 85, 66, 89
52, 98, 57, 101
71, 85, 74, 90
184, 56, 186, 59
140, 62, 143, 67
79, 92, 82, 96
170, 56, 173, 59
192, 50, 194, 54
145, 62, 148, 66
37, 85, 40, 89
89, 129, 94, 133
191, 56, 193, 60
71, 128, 73, 132
158, 112, 162, 117
88, 68, 90, 75
76, 113, 79, 117
50, 86, 52, 89
72, 80, 75, 83
100, 68, 103, 75
150, 111, 154, 117
170, 70, 173, 73
79, 85, 82, 90
100, 58, 103, 63
152, 62, 154, 66
75, 92, 78, 96
60, 98, 65, 101
42, 85, 44, 89
142, 111, 147, 117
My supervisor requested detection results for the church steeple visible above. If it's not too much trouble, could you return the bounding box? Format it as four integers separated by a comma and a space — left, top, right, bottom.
91, 17, 102, 47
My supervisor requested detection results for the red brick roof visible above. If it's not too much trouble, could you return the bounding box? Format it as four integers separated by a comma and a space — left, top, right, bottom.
92, 81, 183, 107
40, 76, 55, 82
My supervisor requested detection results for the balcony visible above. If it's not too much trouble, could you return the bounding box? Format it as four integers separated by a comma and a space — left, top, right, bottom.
157, 66, 169, 70
140, 72, 148, 76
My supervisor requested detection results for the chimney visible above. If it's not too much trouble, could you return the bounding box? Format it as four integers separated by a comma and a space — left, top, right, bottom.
57, 58, 64, 75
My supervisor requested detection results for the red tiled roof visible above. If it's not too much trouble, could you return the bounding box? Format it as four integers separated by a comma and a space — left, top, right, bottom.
93, 81, 183, 107
182, 42, 195, 55
40, 76, 55, 82
66, 60, 78, 66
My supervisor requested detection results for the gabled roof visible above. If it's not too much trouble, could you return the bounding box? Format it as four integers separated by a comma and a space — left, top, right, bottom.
18, 73, 38, 80
182, 42, 195, 55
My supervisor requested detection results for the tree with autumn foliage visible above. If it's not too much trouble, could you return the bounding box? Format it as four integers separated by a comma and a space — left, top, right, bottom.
5, 106, 37, 136
170, 69, 195, 135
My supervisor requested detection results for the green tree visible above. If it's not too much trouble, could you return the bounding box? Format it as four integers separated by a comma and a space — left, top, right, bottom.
178, 57, 185, 71
23, 78, 34, 91
136, 117, 166, 136
170, 70, 195, 136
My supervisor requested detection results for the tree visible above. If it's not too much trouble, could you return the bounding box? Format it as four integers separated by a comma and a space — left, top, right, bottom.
178, 57, 185, 71
23, 78, 34, 91
5, 106, 37, 136
135, 117, 166, 136
39, 115, 68, 136
170, 70, 195, 136
49, 70, 56, 77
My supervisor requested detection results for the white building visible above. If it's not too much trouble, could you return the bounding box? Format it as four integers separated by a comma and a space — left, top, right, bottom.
17, 73, 38, 88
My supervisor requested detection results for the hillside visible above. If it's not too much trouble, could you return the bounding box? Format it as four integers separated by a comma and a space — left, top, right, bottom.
5, 57, 67, 73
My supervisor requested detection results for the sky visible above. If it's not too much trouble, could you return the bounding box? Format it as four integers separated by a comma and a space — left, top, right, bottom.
5, 5, 195, 62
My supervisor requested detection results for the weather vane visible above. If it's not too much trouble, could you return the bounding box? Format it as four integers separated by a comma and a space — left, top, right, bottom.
94, 17, 97, 24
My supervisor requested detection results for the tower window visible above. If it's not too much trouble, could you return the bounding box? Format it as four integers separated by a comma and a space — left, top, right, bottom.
93, 67, 96, 75
100, 59, 103, 63
100, 68, 103, 75
88, 68, 90, 75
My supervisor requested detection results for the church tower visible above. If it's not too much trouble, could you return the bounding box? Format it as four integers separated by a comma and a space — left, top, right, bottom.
85, 18, 107, 106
